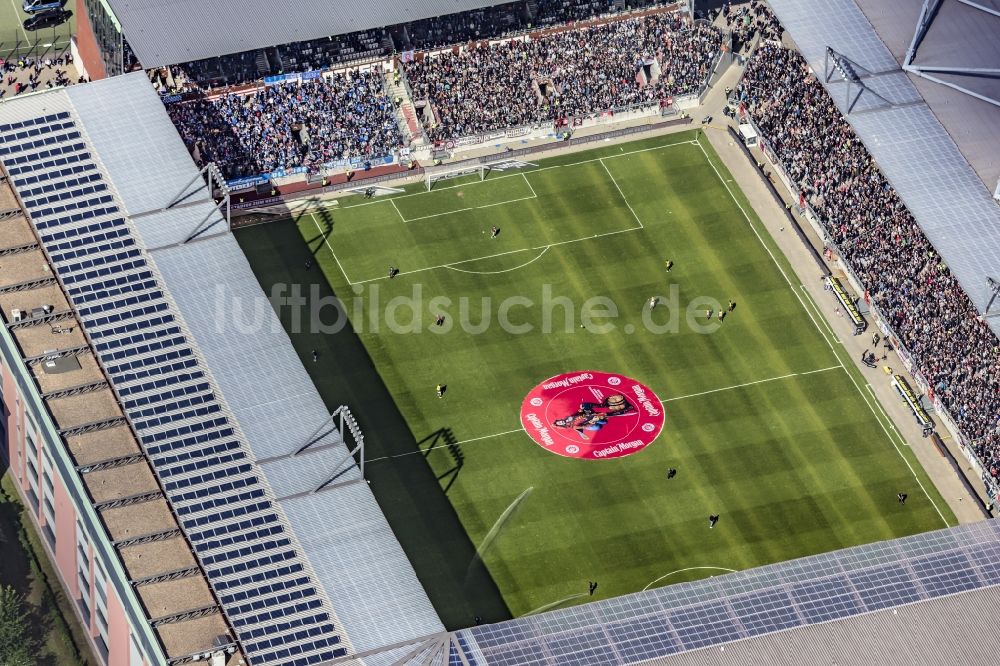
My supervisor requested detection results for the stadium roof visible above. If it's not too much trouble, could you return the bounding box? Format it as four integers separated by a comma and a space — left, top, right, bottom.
765, 0, 1000, 333
0, 72, 442, 664
427, 519, 1000, 664
105, 0, 515, 68
653, 583, 1000, 665
853, 0, 1000, 197
0, 163, 243, 665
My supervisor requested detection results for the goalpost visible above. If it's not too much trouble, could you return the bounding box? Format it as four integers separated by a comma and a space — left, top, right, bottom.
425, 162, 487, 191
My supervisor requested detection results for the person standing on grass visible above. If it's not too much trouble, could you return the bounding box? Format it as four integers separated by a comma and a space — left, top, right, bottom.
649, 296, 658, 310
311, 350, 318, 363
490, 225, 500, 239
388, 265, 399, 279
588, 581, 598, 596
436, 384, 446, 398
709, 514, 719, 529
897, 493, 907, 505
664, 259, 674, 272
666, 468, 677, 479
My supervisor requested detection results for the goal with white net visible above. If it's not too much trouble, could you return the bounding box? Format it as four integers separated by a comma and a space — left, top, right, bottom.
425, 163, 486, 191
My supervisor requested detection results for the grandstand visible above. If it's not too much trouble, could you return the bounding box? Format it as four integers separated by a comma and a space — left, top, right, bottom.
2, 0, 1000, 664
736, 0, 1000, 505
0, 72, 441, 665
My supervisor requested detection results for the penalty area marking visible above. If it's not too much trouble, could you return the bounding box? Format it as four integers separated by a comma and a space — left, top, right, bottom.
599, 158, 643, 229
643, 566, 738, 591
319, 137, 694, 283
348, 226, 640, 285
333, 137, 699, 213
444, 246, 550, 275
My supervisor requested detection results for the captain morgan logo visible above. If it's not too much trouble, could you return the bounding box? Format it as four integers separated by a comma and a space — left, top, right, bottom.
520, 371, 665, 459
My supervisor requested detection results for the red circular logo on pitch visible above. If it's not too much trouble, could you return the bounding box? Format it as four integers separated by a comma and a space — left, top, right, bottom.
520, 371, 664, 459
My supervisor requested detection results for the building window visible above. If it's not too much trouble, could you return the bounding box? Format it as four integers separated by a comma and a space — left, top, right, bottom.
93, 559, 109, 663
129, 635, 145, 666
41, 454, 56, 549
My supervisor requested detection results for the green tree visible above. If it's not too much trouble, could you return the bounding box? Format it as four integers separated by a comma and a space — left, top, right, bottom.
0, 585, 35, 666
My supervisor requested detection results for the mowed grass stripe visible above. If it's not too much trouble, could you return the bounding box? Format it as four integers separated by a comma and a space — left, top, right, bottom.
236, 129, 954, 623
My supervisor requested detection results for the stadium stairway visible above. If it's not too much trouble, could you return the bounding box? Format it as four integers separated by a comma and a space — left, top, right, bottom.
255, 49, 271, 77
389, 75, 428, 148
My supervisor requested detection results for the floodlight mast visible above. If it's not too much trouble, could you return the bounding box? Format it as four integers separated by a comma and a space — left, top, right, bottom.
986, 277, 1000, 318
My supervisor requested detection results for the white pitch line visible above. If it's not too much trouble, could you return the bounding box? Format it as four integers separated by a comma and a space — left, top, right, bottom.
476, 194, 537, 210
599, 158, 644, 229
643, 566, 738, 592
800, 284, 841, 344
405, 205, 475, 222
389, 192, 536, 223
522, 172, 538, 199
663, 366, 840, 403
390, 198, 407, 223
310, 214, 354, 285
445, 246, 550, 275
366, 428, 524, 464
350, 226, 640, 285
334, 138, 699, 212
866, 384, 907, 447
9, 0, 30, 41
695, 139, 950, 528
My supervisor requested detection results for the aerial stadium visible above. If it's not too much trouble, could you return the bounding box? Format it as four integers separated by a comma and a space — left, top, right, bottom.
0, 0, 998, 665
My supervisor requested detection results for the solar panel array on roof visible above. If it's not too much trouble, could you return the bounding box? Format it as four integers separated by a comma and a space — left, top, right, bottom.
0, 112, 349, 666
445, 520, 1000, 665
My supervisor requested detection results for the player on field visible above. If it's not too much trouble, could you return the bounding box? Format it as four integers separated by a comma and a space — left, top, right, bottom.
490, 225, 500, 238
649, 296, 658, 309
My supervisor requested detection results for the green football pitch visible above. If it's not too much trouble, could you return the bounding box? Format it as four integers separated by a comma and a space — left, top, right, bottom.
236, 131, 954, 628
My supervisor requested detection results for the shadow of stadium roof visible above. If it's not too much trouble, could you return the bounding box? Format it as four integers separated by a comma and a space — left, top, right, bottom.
105, 0, 516, 68
765, 0, 1000, 334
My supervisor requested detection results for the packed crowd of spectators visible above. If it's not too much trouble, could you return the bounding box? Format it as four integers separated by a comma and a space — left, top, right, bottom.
532, 0, 621, 27
159, 0, 677, 89
165, 30, 391, 91
1, 54, 84, 99
736, 42, 1000, 478
166, 70, 404, 180
403, 13, 722, 140
394, 5, 525, 50
719, 0, 782, 52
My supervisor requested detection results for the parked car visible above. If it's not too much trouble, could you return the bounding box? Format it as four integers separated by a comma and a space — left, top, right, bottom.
23, 9, 71, 30
22, 0, 67, 13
